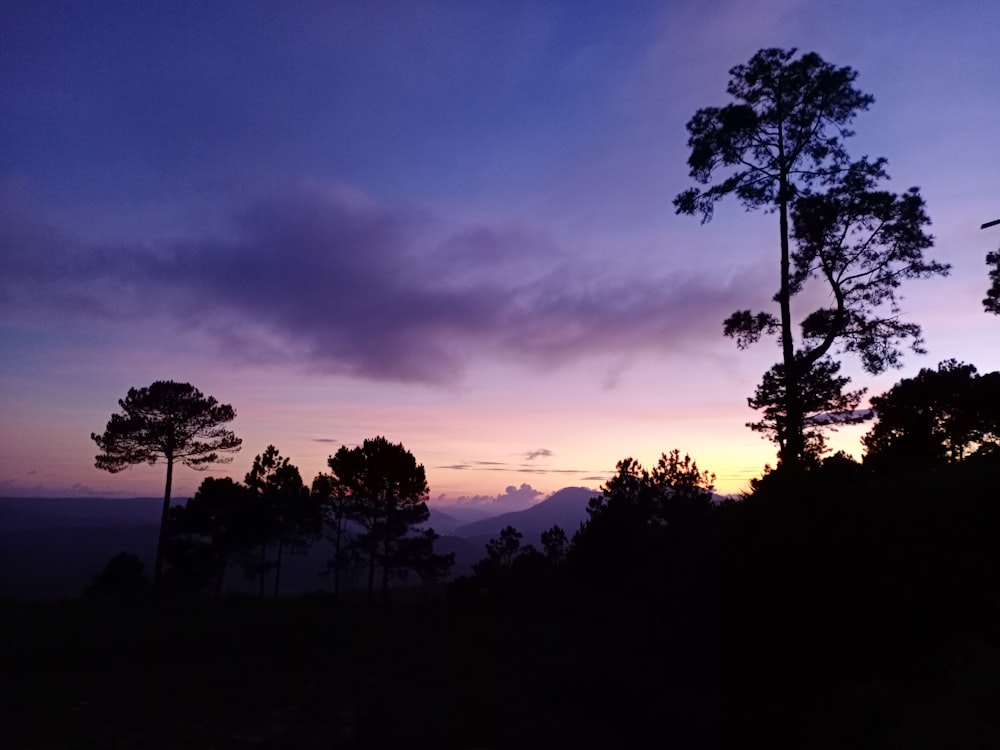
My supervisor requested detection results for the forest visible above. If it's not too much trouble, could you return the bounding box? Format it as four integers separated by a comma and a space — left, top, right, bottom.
3, 47, 1000, 749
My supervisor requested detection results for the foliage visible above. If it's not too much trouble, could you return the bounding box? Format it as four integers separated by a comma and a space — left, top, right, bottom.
482, 525, 525, 570
540, 525, 569, 568
586, 450, 715, 526
167, 476, 259, 596
467, 525, 549, 597
244, 445, 319, 597
986, 249, 1000, 315
91, 381, 241, 586
674, 48, 873, 221
747, 357, 867, 464
571, 451, 716, 590
311, 471, 354, 598
323, 436, 449, 598
863, 360, 1000, 468
675, 48, 947, 469
84, 552, 149, 601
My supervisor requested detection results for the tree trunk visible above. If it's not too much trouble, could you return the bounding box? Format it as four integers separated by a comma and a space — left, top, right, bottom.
153, 456, 174, 589
272, 537, 284, 598
332, 523, 341, 600
214, 560, 226, 599
381, 532, 391, 600
367, 549, 376, 599
777, 146, 803, 472
258, 543, 267, 598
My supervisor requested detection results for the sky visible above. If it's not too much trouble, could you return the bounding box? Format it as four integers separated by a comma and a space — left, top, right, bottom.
2, 0, 998, 508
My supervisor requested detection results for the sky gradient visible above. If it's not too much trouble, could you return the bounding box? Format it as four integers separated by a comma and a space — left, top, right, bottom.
2, 0, 998, 507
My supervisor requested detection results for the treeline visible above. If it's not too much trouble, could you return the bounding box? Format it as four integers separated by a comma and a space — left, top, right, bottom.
441, 360, 1000, 744
72, 362, 1000, 746
88, 437, 454, 601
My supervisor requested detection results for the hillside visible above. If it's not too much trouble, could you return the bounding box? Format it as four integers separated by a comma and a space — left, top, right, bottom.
452, 486, 596, 541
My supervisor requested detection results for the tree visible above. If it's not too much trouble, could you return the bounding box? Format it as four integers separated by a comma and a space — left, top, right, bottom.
675, 48, 947, 469
471, 525, 543, 588
985, 249, 1000, 315
312, 471, 353, 599
92, 381, 242, 587
571, 451, 716, 589
862, 360, 1000, 469
747, 358, 867, 466
244, 445, 319, 597
480, 525, 525, 571
323, 436, 444, 598
85, 552, 149, 601
168, 476, 258, 596
540, 525, 569, 568
586, 450, 716, 527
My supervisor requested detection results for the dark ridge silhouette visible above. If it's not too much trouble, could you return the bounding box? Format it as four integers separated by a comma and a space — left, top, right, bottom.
0, 496, 163, 529
423, 506, 465, 533
451, 486, 595, 540
0, 523, 158, 599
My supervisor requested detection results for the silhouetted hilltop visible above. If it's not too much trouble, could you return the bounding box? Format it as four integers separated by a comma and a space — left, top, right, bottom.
0, 496, 162, 529
452, 486, 596, 540
424, 507, 472, 533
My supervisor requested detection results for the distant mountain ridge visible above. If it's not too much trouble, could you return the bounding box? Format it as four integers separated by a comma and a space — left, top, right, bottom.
0, 496, 163, 530
451, 486, 597, 540
0, 488, 600, 599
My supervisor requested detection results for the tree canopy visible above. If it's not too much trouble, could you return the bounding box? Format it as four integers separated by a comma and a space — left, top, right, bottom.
985, 249, 1000, 315
676, 48, 947, 469
166, 476, 258, 596
244, 445, 318, 597
323, 436, 449, 598
92, 381, 242, 586
863, 360, 1000, 468
571, 451, 716, 590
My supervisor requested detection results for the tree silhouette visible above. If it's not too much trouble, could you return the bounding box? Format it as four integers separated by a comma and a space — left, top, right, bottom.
571, 451, 716, 589
540, 525, 569, 568
747, 358, 867, 466
91, 381, 242, 587
244, 445, 319, 597
323, 437, 442, 598
168, 476, 258, 596
863, 360, 1000, 469
311, 471, 354, 599
479, 525, 525, 571
85, 552, 149, 601
471, 525, 544, 590
985, 249, 1000, 315
675, 48, 947, 470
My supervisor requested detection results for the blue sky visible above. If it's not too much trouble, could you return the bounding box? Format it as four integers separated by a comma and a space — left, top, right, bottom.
2, 0, 998, 504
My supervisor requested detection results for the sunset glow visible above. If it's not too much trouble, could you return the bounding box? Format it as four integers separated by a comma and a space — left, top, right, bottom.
2, 1, 998, 505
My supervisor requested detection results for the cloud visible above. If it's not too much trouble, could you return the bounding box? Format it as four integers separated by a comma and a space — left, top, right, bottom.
448, 482, 545, 511
2, 183, 753, 384
524, 448, 553, 461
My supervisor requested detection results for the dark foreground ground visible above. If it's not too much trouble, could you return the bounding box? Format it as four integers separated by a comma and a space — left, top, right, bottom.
3, 587, 999, 750
1, 593, 681, 749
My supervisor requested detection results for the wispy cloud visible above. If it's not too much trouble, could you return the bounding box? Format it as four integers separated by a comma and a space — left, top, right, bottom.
524, 448, 553, 461
2, 184, 750, 385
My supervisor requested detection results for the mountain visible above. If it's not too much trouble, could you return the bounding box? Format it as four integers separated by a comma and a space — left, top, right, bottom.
425, 504, 493, 528
425, 507, 482, 534
0, 488, 601, 598
0, 496, 163, 530
451, 486, 597, 542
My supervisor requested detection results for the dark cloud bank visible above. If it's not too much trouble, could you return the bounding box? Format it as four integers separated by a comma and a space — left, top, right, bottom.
2, 184, 751, 384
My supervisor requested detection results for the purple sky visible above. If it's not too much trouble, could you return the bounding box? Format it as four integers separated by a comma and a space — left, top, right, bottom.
2, 0, 998, 506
